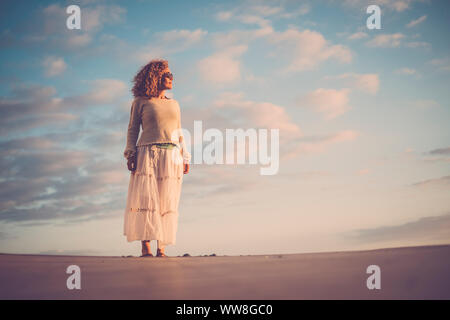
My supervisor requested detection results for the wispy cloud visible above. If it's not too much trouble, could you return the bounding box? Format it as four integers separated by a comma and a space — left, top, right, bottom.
410, 175, 450, 188
366, 33, 405, 48
348, 31, 368, 40
335, 0, 426, 12
427, 57, 450, 72
135, 28, 208, 62
395, 67, 417, 75
406, 15, 427, 28
323, 73, 379, 94
42, 56, 67, 77
343, 213, 450, 244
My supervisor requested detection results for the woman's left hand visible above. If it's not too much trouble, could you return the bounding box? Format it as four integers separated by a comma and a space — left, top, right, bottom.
183, 163, 189, 174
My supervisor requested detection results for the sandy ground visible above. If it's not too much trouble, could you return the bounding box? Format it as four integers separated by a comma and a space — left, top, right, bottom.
0, 244, 449, 299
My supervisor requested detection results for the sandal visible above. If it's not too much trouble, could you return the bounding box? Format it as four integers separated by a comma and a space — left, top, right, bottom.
156, 249, 167, 257
140, 253, 153, 257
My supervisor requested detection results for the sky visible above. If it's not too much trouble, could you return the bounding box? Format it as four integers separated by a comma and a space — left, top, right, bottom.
0, 0, 449, 257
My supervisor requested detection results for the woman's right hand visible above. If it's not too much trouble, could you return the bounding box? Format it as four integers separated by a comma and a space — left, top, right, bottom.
127, 156, 137, 172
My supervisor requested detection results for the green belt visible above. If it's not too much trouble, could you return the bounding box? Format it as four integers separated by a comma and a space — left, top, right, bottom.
151, 142, 178, 149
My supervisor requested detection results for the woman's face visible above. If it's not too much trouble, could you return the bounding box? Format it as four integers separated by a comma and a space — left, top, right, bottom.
160, 67, 173, 90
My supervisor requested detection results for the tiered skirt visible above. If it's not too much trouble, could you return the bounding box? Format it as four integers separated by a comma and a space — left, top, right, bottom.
123, 143, 184, 245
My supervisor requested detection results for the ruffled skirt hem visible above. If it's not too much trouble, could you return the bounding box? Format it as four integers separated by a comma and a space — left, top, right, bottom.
123, 144, 184, 246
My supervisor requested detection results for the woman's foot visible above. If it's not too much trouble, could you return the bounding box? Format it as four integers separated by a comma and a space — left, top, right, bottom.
141, 240, 153, 257
156, 248, 167, 257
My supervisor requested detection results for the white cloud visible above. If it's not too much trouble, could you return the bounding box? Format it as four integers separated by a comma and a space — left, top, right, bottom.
42, 56, 67, 77
267, 28, 352, 73
197, 45, 247, 85
298, 88, 351, 120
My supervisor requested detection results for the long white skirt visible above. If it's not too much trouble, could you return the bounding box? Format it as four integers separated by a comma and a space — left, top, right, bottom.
123, 144, 184, 245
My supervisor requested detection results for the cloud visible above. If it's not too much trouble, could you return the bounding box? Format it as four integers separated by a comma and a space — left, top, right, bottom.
0, 3, 126, 50
335, 0, 426, 12
406, 15, 427, 28
197, 45, 247, 85
0, 138, 128, 224
135, 28, 208, 62
62, 79, 128, 109
410, 175, 450, 188
214, 2, 310, 27
421, 147, 450, 163
0, 79, 131, 227
395, 67, 417, 75
343, 212, 450, 244
281, 130, 359, 160
323, 73, 379, 94
212, 92, 302, 139
42, 56, 67, 77
366, 33, 430, 49
210, 26, 274, 48
0, 78, 128, 136
43, 3, 126, 48
212, 17, 351, 74
428, 147, 450, 156
348, 32, 368, 40
0, 83, 77, 135
298, 88, 351, 119
427, 57, 450, 72
181, 165, 261, 200
366, 33, 405, 48
79, 79, 128, 104
267, 28, 352, 73
179, 91, 308, 164
405, 41, 431, 49
408, 99, 440, 109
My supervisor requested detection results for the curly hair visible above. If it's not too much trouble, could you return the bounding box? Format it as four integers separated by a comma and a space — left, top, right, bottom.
131, 59, 169, 98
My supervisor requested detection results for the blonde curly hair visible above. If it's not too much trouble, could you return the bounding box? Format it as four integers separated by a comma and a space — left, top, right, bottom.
131, 59, 169, 98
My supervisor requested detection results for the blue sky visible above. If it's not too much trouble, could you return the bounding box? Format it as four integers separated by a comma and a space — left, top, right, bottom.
0, 0, 449, 257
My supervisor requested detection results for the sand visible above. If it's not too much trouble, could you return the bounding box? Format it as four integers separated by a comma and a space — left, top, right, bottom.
0, 244, 449, 299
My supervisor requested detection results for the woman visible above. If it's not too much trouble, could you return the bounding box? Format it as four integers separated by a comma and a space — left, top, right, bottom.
123, 59, 190, 258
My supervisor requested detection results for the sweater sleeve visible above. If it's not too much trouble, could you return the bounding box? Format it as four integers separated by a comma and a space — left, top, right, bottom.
123, 99, 141, 159
177, 105, 191, 164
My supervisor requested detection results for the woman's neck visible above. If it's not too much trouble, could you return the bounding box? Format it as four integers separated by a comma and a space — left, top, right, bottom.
156, 90, 166, 99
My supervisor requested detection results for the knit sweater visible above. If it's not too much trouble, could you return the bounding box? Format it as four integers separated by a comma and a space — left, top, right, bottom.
123, 96, 191, 164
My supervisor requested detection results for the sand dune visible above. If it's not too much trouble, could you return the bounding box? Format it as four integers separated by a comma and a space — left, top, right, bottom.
1, 244, 449, 299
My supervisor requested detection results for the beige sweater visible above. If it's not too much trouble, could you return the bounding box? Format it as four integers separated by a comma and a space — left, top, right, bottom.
123, 96, 191, 163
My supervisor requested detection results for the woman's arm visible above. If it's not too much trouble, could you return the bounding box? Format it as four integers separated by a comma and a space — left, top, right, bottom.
123, 99, 141, 160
